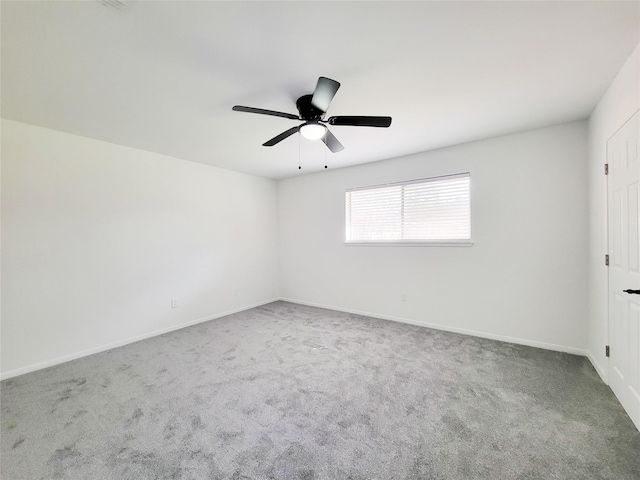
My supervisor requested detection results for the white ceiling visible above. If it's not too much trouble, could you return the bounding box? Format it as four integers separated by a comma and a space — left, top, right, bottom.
2, 1, 639, 179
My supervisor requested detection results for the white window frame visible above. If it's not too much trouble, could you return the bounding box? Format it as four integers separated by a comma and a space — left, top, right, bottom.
344, 173, 472, 246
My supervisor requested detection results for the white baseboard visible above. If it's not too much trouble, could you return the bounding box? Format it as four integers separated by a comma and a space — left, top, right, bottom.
0, 298, 279, 381
586, 350, 609, 384
2, 297, 591, 381
280, 297, 588, 357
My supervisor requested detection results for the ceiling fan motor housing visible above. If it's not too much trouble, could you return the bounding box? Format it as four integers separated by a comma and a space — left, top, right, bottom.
296, 94, 324, 121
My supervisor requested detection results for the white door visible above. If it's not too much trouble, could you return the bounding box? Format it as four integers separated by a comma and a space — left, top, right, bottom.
608, 109, 640, 431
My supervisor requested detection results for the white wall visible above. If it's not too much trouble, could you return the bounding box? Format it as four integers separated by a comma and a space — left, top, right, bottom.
278, 122, 588, 353
587, 43, 640, 382
1, 119, 279, 378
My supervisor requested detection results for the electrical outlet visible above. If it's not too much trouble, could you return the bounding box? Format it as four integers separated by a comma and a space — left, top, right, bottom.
401, 292, 407, 302
171, 298, 178, 308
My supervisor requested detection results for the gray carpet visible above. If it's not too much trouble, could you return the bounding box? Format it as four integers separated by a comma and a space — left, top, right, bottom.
1, 301, 639, 479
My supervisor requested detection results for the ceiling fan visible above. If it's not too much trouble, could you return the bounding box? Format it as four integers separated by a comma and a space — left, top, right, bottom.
232, 77, 392, 153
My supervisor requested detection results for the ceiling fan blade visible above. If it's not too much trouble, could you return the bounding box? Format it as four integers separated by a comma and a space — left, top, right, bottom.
328, 116, 392, 127
263, 126, 299, 147
322, 128, 344, 153
311, 77, 341, 113
233, 105, 299, 120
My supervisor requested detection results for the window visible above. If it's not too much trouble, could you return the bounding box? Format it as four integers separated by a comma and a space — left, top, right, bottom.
345, 173, 471, 244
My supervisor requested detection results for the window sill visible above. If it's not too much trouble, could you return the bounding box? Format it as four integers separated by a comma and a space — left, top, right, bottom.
344, 240, 474, 247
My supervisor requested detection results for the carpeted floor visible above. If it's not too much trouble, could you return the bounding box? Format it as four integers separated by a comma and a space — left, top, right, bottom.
1, 301, 639, 479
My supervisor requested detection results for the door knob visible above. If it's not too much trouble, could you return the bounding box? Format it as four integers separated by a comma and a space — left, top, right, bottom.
623, 289, 640, 295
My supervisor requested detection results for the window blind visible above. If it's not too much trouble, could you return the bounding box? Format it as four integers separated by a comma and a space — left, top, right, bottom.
345, 173, 471, 243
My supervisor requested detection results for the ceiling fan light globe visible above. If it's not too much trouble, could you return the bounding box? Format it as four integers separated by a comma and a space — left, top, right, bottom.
300, 123, 326, 141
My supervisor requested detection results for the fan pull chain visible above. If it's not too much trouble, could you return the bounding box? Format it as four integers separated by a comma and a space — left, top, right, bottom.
298, 133, 301, 170
324, 136, 328, 169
